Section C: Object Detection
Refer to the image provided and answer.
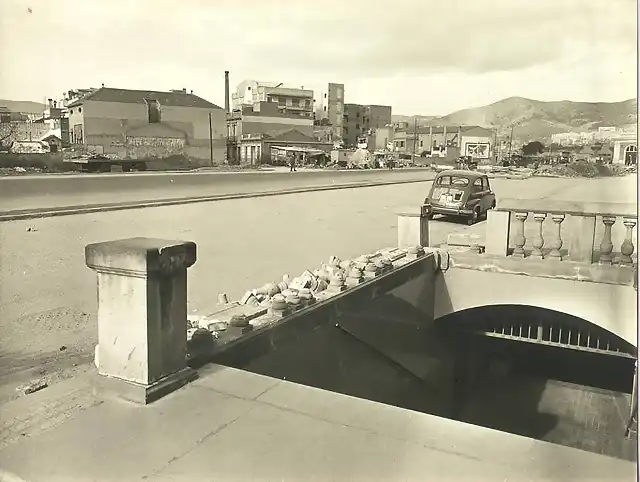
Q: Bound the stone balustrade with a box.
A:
[86,236,441,404]
[485,199,637,265]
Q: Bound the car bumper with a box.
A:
[427,205,474,216]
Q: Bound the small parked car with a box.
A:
[424,169,496,225]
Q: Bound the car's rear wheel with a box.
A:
[467,207,480,225]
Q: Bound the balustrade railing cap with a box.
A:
[495,198,637,218]
[85,237,197,275]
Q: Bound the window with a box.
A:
[420,140,423,148]
[483,177,491,191]
[472,178,483,193]
[146,99,161,123]
[323,106,327,112]
[436,176,469,187]
[305,99,311,108]
[78,107,82,113]
[324,93,327,98]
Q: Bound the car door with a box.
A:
[467,177,484,209]
[483,176,494,209]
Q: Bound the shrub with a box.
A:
[567,160,613,178]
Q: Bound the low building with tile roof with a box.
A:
[393,125,496,163]
[65,87,226,162]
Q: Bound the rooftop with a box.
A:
[436,169,487,179]
[67,87,222,109]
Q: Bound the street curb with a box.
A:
[0,178,434,222]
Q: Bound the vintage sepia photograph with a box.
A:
[0,0,638,480]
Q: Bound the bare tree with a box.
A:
[0,121,17,147]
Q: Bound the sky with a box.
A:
[0,0,637,116]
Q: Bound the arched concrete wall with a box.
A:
[435,269,638,348]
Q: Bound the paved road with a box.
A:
[0,168,435,212]
[0,175,635,402]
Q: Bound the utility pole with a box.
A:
[412,117,418,160]
[493,128,498,164]
[508,125,515,161]
[209,112,214,166]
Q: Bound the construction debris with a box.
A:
[184,246,428,359]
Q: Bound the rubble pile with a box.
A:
[534,161,635,178]
[185,246,427,359]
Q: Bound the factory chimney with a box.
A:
[224,71,230,113]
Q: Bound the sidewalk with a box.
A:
[0,364,635,481]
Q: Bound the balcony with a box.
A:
[279,104,313,113]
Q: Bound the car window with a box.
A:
[482,177,490,190]
[437,176,469,187]
[472,178,483,192]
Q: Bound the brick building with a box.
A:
[316,83,345,143]
[232,80,314,119]
[343,103,392,147]
[66,87,226,161]
[237,128,333,165]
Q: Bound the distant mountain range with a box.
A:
[391,115,438,125]
[3,95,637,143]
[0,99,46,115]
[400,97,637,142]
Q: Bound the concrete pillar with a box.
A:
[397,205,430,248]
[85,237,198,404]
[485,210,511,256]
[567,214,596,263]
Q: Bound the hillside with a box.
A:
[432,97,637,141]
[0,99,46,114]
[392,114,437,124]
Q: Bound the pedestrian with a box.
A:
[289,155,297,172]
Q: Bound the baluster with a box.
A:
[531,213,547,258]
[620,217,637,264]
[549,214,565,260]
[512,212,528,257]
[599,216,616,264]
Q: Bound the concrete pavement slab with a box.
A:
[254,377,634,479]
[0,384,254,482]
[148,401,496,482]
[194,364,281,400]
[0,364,634,481]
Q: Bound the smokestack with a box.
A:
[224,71,230,113]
